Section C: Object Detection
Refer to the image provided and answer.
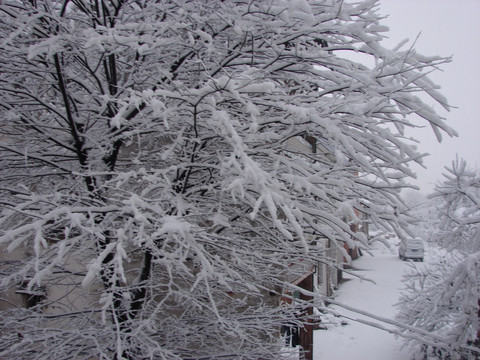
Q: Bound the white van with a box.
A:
[399,238,424,262]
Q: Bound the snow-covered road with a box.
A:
[313,243,414,360]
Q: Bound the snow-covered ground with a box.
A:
[313,241,418,360]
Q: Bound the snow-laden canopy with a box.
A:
[398,160,480,359]
[0,1,454,359]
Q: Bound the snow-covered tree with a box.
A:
[404,190,443,248]
[0,0,454,359]
[397,159,480,359]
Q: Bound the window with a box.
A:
[15,281,46,310]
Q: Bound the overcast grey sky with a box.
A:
[376,0,480,193]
